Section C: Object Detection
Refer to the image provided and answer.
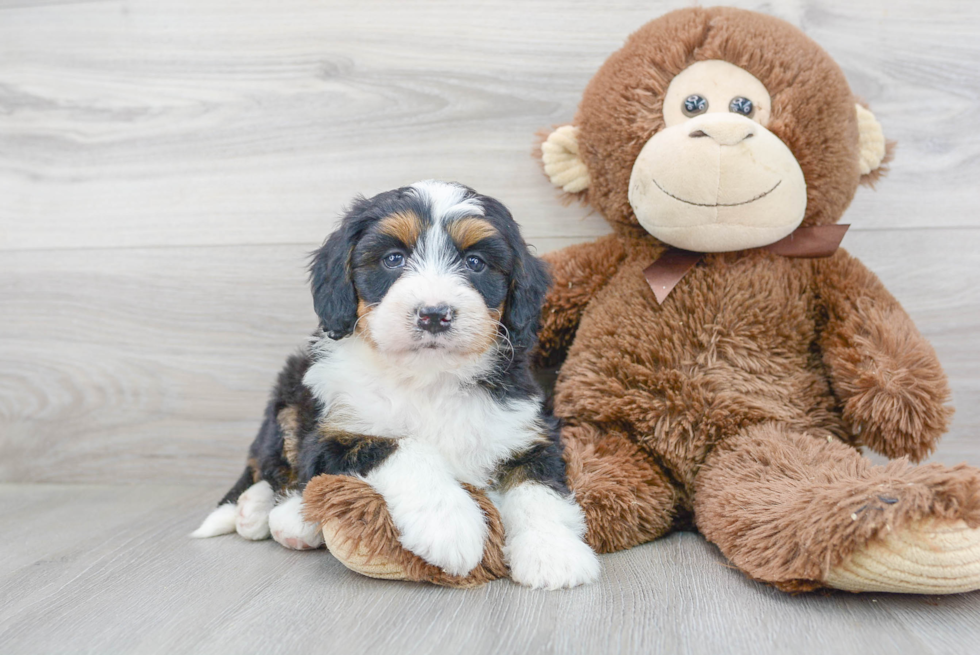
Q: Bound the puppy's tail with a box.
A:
[190,465,255,539]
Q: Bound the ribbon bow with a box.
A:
[643,224,850,304]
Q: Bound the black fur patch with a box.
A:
[495,414,570,496]
[350,228,414,307]
[218,466,256,507]
[310,190,420,340]
[298,431,399,481]
[216,350,319,505]
[479,195,551,351]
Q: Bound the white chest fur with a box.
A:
[303,337,542,487]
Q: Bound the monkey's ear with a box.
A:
[856,104,888,176]
[540,125,591,193]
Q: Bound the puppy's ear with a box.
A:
[508,253,551,351]
[484,199,552,351]
[310,199,371,340]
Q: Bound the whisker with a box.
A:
[491,320,516,369]
[350,302,380,333]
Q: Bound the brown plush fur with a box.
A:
[563,423,679,553]
[532,7,971,590]
[303,475,508,588]
[694,425,980,592]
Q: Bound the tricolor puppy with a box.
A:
[192,181,600,590]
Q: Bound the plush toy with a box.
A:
[308,6,980,593]
[533,6,980,593]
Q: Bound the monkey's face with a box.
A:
[538,8,889,251]
[627,60,807,252]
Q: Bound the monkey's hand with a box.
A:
[815,251,953,462]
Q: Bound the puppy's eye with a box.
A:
[464,255,486,273]
[729,96,754,117]
[382,252,405,269]
[682,94,708,117]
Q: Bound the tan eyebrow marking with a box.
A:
[447,217,498,250]
[377,211,423,246]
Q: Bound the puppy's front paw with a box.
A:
[506,527,601,590]
[236,481,275,540]
[495,483,601,589]
[303,474,509,588]
[391,489,489,577]
[269,494,324,550]
[364,439,490,577]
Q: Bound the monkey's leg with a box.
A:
[562,423,680,554]
[302,475,508,588]
[693,423,980,593]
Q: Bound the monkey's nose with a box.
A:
[690,120,756,146]
[416,305,453,334]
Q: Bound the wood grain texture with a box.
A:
[0,0,978,252]
[0,483,978,655]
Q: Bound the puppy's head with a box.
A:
[310,181,549,365]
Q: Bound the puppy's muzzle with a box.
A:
[416,305,454,334]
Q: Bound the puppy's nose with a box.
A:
[417,305,453,334]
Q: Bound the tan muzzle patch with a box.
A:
[628,112,808,253]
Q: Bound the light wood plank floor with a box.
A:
[2,484,979,655]
[2,1,979,653]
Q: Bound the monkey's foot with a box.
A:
[302,474,508,588]
[826,518,980,594]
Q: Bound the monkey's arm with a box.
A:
[813,250,952,462]
[534,234,627,368]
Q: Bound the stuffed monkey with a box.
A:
[534,6,980,593]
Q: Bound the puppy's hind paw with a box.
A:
[269,494,324,550]
[236,481,275,540]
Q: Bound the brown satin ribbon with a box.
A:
[643,224,850,305]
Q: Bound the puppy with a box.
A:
[192,181,600,589]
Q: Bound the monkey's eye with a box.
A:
[729,96,755,117]
[464,255,486,273]
[382,252,405,269]
[682,94,708,116]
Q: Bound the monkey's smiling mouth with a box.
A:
[652,179,782,208]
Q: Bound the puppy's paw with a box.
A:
[506,526,601,590]
[269,494,324,550]
[391,488,489,577]
[236,481,275,540]
[303,474,509,588]
[495,483,601,589]
[364,439,489,577]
